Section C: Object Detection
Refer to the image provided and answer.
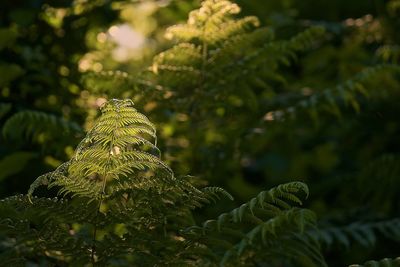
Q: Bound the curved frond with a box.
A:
[266,64,400,121]
[132,0,327,115]
[165,0,243,43]
[202,186,234,202]
[182,182,324,266]
[28,99,174,200]
[2,110,82,142]
[0,195,97,265]
[310,218,400,249]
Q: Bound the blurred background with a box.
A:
[1,0,400,265]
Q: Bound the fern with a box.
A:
[27,99,174,200]
[310,218,400,249]
[4,0,397,265]
[265,64,400,122]
[143,0,325,110]
[0,195,96,265]
[2,109,82,143]
[0,108,83,184]
[86,0,326,114]
[349,257,400,267]
[0,99,325,266]
[1,99,226,265]
[78,2,400,264]
[82,70,137,94]
[183,182,327,266]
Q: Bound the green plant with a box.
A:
[2,109,82,145]
[350,257,400,267]
[0,99,325,266]
[0,0,122,196]
[83,0,328,207]
[2,0,400,265]
[87,0,326,111]
[82,0,400,264]
[311,218,400,249]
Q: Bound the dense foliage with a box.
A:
[1,0,400,266]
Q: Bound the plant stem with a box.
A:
[91,145,111,265]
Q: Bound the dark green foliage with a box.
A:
[80,0,400,265]
[0,106,83,192]
[312,218,400,249]
[0,99,322,266]
[86,0,326,111]
[267,64,400,121]
[1,0,400,266]
[2,110,82,142]
[184,183,326,266]
[0,0,123,196]
[160,9,323,114]
[0,195,97,265]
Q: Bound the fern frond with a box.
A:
[191,182,308,229]
[27,99,175,200]
[165,0,243,43]
[134,0,327,115]
[2,110,82,142]
[182,182,325,266]
[207,27,275,66]
[286,26,326,52]
[349,257,400,267]
[82,70,135,94]
[310,218,400,249]
[266,64,400,121]
[207,26,325,97]
[0,195,96,265]
[0,195,100,225]
[28,162,70,200]
[185,208,324,266]
[22,99,219,230]
[202,186,234,202]
[157,43,203,64]
[11,98,223,265]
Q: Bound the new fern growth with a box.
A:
[0,99,324,266]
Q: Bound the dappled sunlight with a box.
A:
[108,24,147,61]
[0,0,400,266]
